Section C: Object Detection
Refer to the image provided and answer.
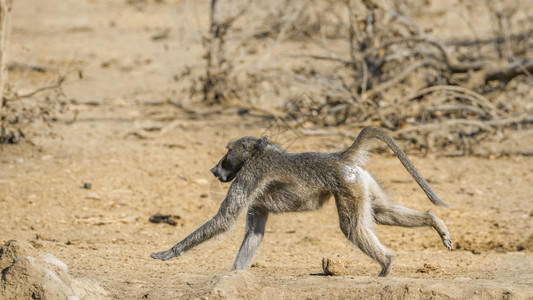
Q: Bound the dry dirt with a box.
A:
[1,0,532,299]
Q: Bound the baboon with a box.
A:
[151,127,452,277]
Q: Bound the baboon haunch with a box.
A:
[151,127,452,277]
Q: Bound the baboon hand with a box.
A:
[442,235,453,251]
[150,249,179,261]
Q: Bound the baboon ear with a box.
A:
[241,138,259,151]
[241,139,252,151]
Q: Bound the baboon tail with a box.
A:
[343,127,448,207]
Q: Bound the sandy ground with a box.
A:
[1,0,532,299]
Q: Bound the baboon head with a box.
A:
[210,136,263,182]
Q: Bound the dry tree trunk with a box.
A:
[0,0,12,114]
[203,0,221,103]
[203,0,247,104]
[203,0,230,104]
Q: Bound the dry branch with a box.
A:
[484,59,533,82]
[406,85,501,118]
[0,0,11,112]
[424,105,488,117]
[397,114,533,134]
[363,36,490,73]
[285,52,355,66]
[13,76,66,100]
[365,59,440,99]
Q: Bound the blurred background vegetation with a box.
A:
[1,0,532,156]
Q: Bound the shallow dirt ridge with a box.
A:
[0,240,106,299]
[0,0,532,299]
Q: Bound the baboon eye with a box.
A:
[221,156,229,169]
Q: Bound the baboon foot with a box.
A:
[428,211,452,250]
[378,254,394,277]
[442,235,453,250]
[150,249,179,261]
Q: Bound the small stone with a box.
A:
[423,263,441,270]
[250,261,266,268]
[120,215,138,224]
[416,263,442,273]
[85,191,101,200]
[83,182,92,189]
[35,233,57,242]
[149,214,181,226]
[322,257,347,276]
[194,178,208,185]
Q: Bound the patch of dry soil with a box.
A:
[1,0,532,298]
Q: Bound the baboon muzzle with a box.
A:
[210,165,233,182]
[210,166,219,178]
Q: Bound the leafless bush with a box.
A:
[178,0,532,156]
[1,87,66,144]
[278,0,533,155]
[0,0,67,144]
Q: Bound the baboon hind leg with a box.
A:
[373,203,452,250]
[232,208,269,270]
[335,194,394,277]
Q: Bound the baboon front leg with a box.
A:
[151,181,251,261]
[373,203,452,250]
[150,211,237,260]
[335,194,394,277]
[232,208,269,270]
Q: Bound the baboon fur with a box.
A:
[151,127,452,277]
